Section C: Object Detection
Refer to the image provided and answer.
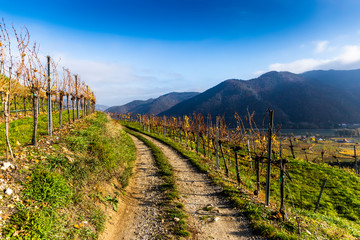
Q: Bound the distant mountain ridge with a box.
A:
[105,92,199,115]
[95,104,109,112]
[161,69,360,128]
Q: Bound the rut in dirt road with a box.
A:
[100,135,167,240]
[140,133,260,240]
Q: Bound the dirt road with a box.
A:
[140,133,259,240]
[100,135,167,240]
[101,131,260,240]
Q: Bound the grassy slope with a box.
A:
[2,112,136,239]
[123,121,360,240]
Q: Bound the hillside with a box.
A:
[0,112,138,239]
[161,69,360,128]
[105,92,199,115]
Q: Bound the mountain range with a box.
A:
[105,92,199,115]
[106,69,360,129]
[162,69,360,128]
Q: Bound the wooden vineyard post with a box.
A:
[219,142,229,176]
[31,86,40,146]
[79,96,82,118]
[279,137,282,159]
[66,94,71,123]
[83,97,86,117]
[59,91,64,129]
[82,97,86,118]
[86,86,90,116]
[47,56,53,136]
[321,150,325,163]
[354,145,358,174]
[216,116,220,170]
[75,75,79,119]
[234,146,242,184]
[314,179,327,212]
[265,110,274,206]
[289,138,296,159]
[72,95,75,122]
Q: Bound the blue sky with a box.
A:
[2,0,360,106]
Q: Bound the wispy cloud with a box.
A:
[314,40,329,53]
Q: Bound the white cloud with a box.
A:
[337,45,360,64]
[269,58,333,73]
[258,44,360,75]
[314,40,329,54]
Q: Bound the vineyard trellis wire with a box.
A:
[0,20,96,159]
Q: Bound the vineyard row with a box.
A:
[0,21,96,159]
[113,111,360,216]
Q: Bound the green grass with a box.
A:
[2,112,137,239]
[123,121,360,240]
[124,128,190,238]
[0,109,82,153]
[23,167,72,208]
[3,204,69,240]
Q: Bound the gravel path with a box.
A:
[141,133,260,240]
[100,135,167,240]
